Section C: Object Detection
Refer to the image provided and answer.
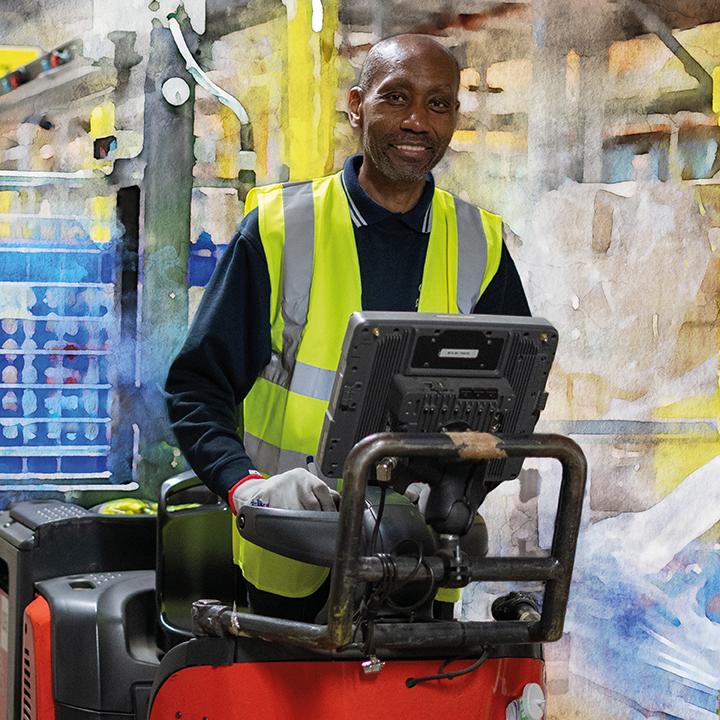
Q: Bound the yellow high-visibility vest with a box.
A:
[233,170,503,598]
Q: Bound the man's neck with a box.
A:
[357,160,426,214]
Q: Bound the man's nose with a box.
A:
[399,102,430,132]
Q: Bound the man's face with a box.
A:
[349,49,460,185]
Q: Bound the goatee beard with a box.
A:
[364,133,442,183]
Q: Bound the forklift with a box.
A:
[3,312,586,719]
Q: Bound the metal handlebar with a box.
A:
[193,431,586,654]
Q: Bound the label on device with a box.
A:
[439,348,479,359]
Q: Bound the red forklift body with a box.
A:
[22,596,54,720]
[150,655,544,720]
[9,430,583,720]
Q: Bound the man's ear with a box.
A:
[348,86,363,129]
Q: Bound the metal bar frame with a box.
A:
[193,431,586,653]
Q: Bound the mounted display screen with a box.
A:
[318,312,558,484]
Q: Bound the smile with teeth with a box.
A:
[391,144,430,155]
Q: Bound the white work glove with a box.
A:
[230,467,340,513]
[404,482,430,514]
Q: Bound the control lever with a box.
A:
[237,507,340,566]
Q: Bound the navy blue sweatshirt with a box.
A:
[165,156,531,499]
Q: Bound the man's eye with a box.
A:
[384,93,406,104]
[429,99,451,111]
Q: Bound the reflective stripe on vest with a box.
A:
[455,198,488,314]
[259,354,337,403]
[256,182,315,389]
[237,171,503,597]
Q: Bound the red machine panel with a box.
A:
[22,596,55,720]
[150,656,544,720]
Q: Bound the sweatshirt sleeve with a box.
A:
[473,223,531,317]
[164,209,272,499]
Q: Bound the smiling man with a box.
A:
[351,35,461,209]
[165,34,531,621]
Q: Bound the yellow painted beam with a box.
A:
[317,0,339,176]
[285,0,338,181]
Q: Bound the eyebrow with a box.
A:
[375,77,456,95]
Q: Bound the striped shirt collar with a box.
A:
[340,154,434,233]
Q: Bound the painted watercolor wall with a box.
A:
[1,0,720,717]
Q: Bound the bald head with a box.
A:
[358,34,460,95]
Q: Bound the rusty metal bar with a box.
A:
[192,599,333,649]
[326,432,461,646]
[373,620,533,649]
[356,555,562,583]
[327,432,586,648]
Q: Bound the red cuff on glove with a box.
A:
[227,473,263,514]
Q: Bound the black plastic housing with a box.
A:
[319,313,557,481]
[36,571,159,719]
[0,501,155,720]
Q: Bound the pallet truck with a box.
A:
[7,313,586,719]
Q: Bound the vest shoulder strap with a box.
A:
[478,208,503,295]
[439,190,503,312]
[244,181,284,215]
